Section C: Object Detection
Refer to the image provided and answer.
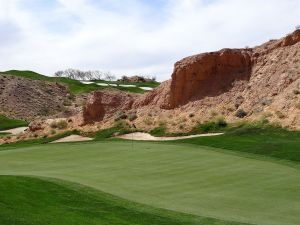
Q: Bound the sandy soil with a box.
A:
[51,135,93,143]
[117,132,223,141]
[0,127,28,135]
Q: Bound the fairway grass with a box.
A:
[0,115,28,131]
[0,141,300,225]
[0,176,246,225]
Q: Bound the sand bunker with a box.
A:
[51,135,93,143]
[117,132,223,141]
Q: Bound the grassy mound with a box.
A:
[174,124,300,163]
[1,70,159,94]
[0,115,28,131]
[0,176,245,225]
[0,132,10,137]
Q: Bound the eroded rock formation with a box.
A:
[83,90,135,124]
[82,29,300,130]
[168,49,252,108]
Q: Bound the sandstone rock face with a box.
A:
[134,80,172,109]
[80,29,300,130]
[83,90,135,124]
[168,49,252,108]
[280,29,300,47]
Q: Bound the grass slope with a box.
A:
[0,176,245,225]
[1,141,300,225]
[174,126,300,163]
[0,115,28,131]
[1,70,159,94]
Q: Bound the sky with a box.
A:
[0,0,300,81]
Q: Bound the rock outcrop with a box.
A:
[133,80,172,109]
[81,29,300,130]
[168,49,252,108]
[83,90,135,124]
[118,75,154,83]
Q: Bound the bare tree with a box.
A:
[54,71,64,77]
[91,71,103,80]
[104,71,116,81]
[54,69,116,81]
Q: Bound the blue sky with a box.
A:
[0,0,300,81]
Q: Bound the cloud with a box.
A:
[0,0,300,81]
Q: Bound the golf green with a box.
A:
[0,141,300,225]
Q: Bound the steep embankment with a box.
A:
[83,29,300,131]
[0,75,72,120]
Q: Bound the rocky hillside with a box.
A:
[83,29,300,131]
[0,74,74,120]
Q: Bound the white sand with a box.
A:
[96,83,109,86]
[0,127,28,135]
[140,87,153,91]
[51,135,93,143]
[119,84,137,87]
[117,132,223,141]
[80,81,94,84]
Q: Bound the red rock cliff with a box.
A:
[168,49,252,108]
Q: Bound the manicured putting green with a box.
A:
[0,141,300,225]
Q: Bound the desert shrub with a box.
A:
[115,111,127,121]
[235,96,244,108]
[293,89,300,95]
[192,117,227,134]
[188,113,195,118]
[40,106,50,116]
[50,120,68,129]
[150,125,167,137]
[275,111,285,119]
[210,110,218,117]
[68,94,76,100]
[63,100,72,106]
[95,121,131,140]
[263,112,273,118]
[128,113,137,121]
[260,98,273,106]
[296,101,300,109]
[57,120,68,129]
[235,109,247,118]
[143,117,152,126]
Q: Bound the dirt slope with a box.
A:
[83,29,300,131]
[0,74,73,120]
